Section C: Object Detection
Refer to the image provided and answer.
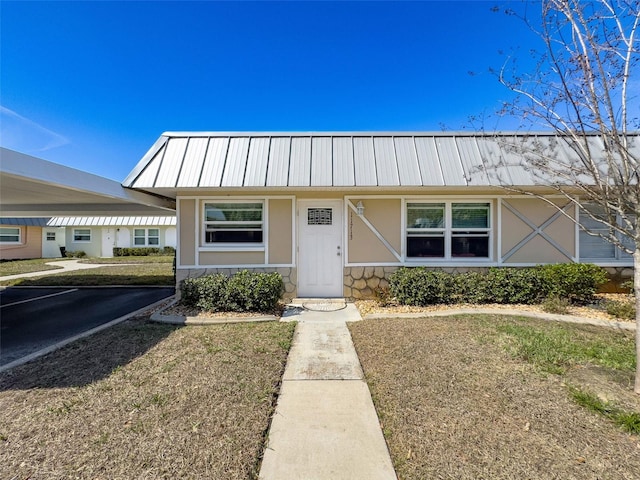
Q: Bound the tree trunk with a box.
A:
[635,246,640,394]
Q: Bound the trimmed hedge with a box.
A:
[113,246,175,257]
[181,270,284,313]
[389,264,607,307]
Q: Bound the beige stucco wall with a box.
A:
[501,198,575,263]
[347,199,401,263]
[268,199,293,264]
[199,251,265,265]
[0,225,43,260]
[179,199,196,265]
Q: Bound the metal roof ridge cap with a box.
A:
[157,130,633,138]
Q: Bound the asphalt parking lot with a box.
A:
[0,286,174,367]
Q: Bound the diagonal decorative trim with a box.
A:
[501,201,574,262]
[347,200,402,262]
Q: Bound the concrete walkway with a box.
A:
[259,302,397,480]
[0,259,119,282]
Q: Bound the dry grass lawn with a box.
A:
[0,317,295,479]
[349,315,640,480]
[0,263,173,286]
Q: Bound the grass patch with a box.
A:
[493,320,635,374]
[0,318,296,479]
[0,264,173,286]
[570,387,640,434]
[80,255,175,264]
[0,258,64,276]
[349,315,639,480]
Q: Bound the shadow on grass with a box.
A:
[0,319,178,391]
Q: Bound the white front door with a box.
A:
[101,228,115,257]
[297,200,343,298]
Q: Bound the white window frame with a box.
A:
[134,228,160,246]
[405,200,493,262]
[201,200,265,251]
[0,227,22,244]
[578,206,633,264]
[73,228,91,243]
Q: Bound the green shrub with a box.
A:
[389,268,455,306]
[180,270,283,313]
[113,247,170,257]
[389,263,607,307]
[181,273,228,311]
[539,263,607,304]
[621,279,634,294]
[605,300,636,320]
[226,270,284,312]
[64,250,86,258]
[485,267,548,304]
[454,271,492,304]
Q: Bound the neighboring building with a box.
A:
[0,216,176,259]
[46,217,177,257]
[122,132,635,298]
[0,218,63,260]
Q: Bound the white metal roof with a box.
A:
[47,216,176,227]
[123,132,640,196]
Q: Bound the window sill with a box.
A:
[199,245,265,252]
[405,257,494,265]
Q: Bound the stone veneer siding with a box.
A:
[176,267,297,300]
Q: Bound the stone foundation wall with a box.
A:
[176,267,297,300]
[344,266,397,299]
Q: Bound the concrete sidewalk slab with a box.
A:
[0,260,119,282]
[281,302,363,323]
[259,380,397,480]
[283,320,363,380]
[259,302,397,480]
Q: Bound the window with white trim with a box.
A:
[134,228,160,246]
[73,229,91,242]
[579,205,633,261]
[0,227,21,244]
[406,202,491,259]
[46,232,56,241]
[203,202,264,244]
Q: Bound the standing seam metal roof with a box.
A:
[123,132,639,190]
[46,217,176,227]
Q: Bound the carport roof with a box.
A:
[47,216,176,227]
[0,148,175,216]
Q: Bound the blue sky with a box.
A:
[1,0,540,181]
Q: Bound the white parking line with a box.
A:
[0,288,79,309]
